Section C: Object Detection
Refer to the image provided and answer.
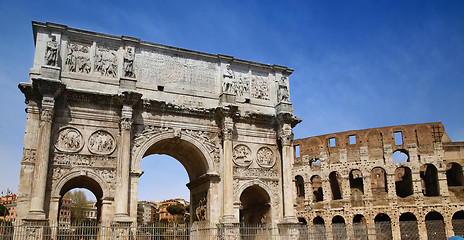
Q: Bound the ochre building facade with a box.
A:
[292,122,464,239]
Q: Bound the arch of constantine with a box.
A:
[16,21,300,238]
[14,22,464,239]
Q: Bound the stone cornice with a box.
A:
[143,99,216,118]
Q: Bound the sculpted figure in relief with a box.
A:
[233,145,252,166]
[256,147,275,168]
[88,130,116,154]
[95,47,118,77]
[195,196,207,221]
[277,76,290,102]
[124,47,136,78]
[45,36,59,66]
[222,64,235,94]
[65,44,76,72]
[65,43,91,74]
[54,128,83,153]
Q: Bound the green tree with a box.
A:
[0,204,8,217]
[64,190,90,223]
[166,205,184,223]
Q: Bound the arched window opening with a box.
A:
[371,168,388,200]
[298,217,307,225]
[374,213,392,240]
[399,212,419,240]
[349,169,364,206]
[353,214,368,240]
[313,216,326,240]
[311,175,323,202]
[139,154,189,224]
[425,211,446,240]
[452,211,464,237]
[239,185,271,225]
[392,149,409,163]
[295,175,305,198]
[329,172,342,200]
[420,164,439,196]
[395,167,413,198]
[332,216,347,240]
[447,163,464,187]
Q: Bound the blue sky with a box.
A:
[1,0,463,201]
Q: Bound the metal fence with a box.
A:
[0,220,462,239]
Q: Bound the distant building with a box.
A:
[137,201,160,224]
[83,201,98,221]
[1,194,71,223]
[159,199,189,223]
[0,194,17,222]
[58,197,72,223]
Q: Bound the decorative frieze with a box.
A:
[53,153,116,168]
[233,167,279,179]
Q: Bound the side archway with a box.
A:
[51,170,109,222]
[236,181,273,225]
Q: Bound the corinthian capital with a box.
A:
[221,125,233,141]
[40,108,54,122]
[120,117,133,131]
[278,124,294,146]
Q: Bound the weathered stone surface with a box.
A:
[292,122,464,239]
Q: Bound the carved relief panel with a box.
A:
[88,130,116,155]
[250,74,270,100]
[256,147,276,168]
[233,144,252,167]
[95,45,118,78]
[65,41,91,74]
[54,127,84,153]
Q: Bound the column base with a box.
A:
[220,215,237,224]
[280,216,298,224]
[25,210,47,221]
[114,213,132,223]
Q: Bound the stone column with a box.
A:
[114,105,133,221]
[279,123,297,222]
[114,91,141,222]
[17,84,40,221]
[27,93,56,220]
[221,116,235,223]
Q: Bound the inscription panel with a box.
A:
[136,49,218,94]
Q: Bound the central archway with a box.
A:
[131,132,219,224]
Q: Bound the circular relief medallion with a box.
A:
[256,147,275,168]
[54,127,84,153]
[88,130,116,155]
[233,144,252,167]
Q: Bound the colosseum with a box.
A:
[292,122,464,239]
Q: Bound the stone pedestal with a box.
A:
[40,65,61,79]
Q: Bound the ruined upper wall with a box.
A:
[30,21,294,115]
[294,122,451,163]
